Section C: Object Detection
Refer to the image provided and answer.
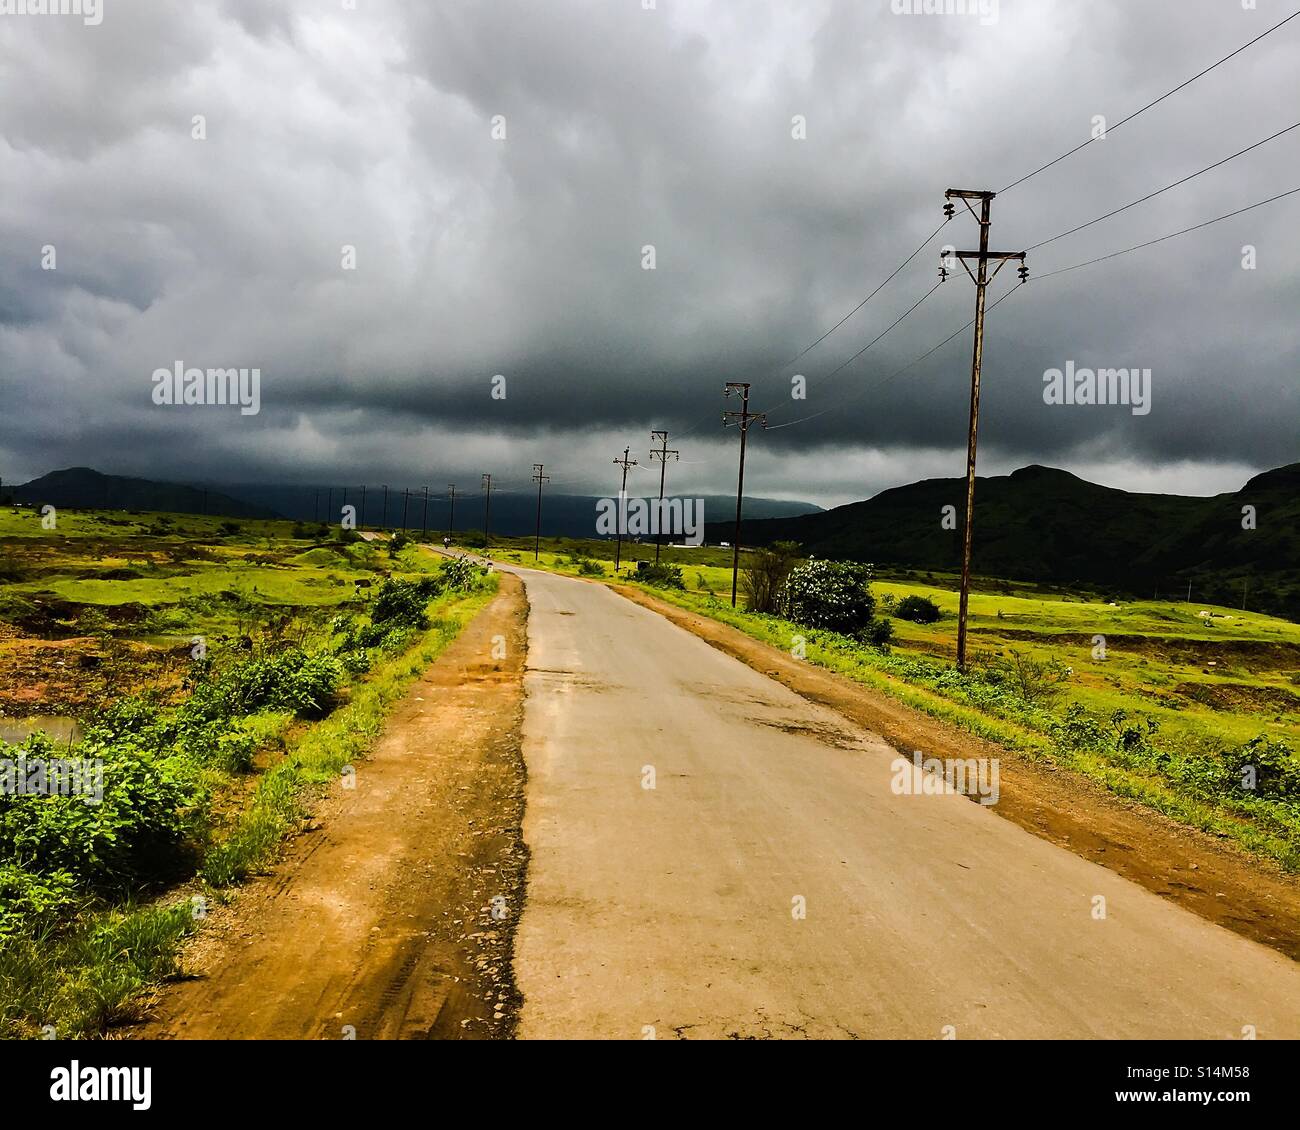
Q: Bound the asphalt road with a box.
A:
[507,565,1300,1039]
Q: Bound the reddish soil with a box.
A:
[131,573,529,1040]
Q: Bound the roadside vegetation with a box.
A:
[483,533,1300,870]
[0,505,494,1038]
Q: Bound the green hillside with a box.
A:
[712,463,1300,621]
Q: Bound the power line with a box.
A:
[765,282,1025,432]
[1032,185,1300,281]
[1000,8,1300,193]
[777,217,952,369]
[762,183,1300,433]
[1026,119,1300,252]
[657,14,1300,454]
[672,218,955,443]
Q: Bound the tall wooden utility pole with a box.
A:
[612,447,638,572]
[942,189,1027,670]
[447,485,456,540]
[650,430,679,565]
[723,382,766,608]
[421,486,429,536]
[532,464,550,562]
[401,488,410,532]
[481,474,493,547]
[381,484,389,529]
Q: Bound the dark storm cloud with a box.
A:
[0,0,1296,505]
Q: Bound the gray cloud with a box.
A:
[1,0,1296,506]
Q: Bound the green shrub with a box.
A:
[1233,735,1300,800]
[186,650,343,721]
[0,864,78,937]
[0,731,203,894]
[372,579,430,630]
[986,650,1071,705]
[635,561,685,589]
[778,560,876,633]
[856,617,895,649]
[441,555,485,591]
[895,594,941,623]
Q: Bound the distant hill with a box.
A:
[708,463,1300,621]
[9,468,278,520]
[3,468,820,537]
[215,483,821,537]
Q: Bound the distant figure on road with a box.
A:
[443,536,451,549]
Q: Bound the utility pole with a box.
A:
[942,188,1027,671]
[447,485,456,540]
[532,464,551,562]
[381,484,389,530]
[401,488,410,532]
[612,447,638,572]
[650,430,679,565]
[421,486,429,536]
[1242,577,1249,611]
[723,382,766,608]
[360,485,367,531]
[482,474,493,547]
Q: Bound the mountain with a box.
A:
[707,463,1300,621]
[3,468,820,537]
[8,468,277,520]
[213,484,820,537]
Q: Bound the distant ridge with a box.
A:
[3,468,821,535]
[705,463,1300,622]
[10,467,278,520]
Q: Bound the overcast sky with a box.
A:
[2,0,1297,507]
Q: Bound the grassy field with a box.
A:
[0,506,496,1037]
[483,533,1300,868]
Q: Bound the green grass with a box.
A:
[0,510,498,1038]
[203,584,495,886]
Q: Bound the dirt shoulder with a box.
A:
[132,572,529,1040]
[617,585,1300,962]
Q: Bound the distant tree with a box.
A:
[895,594,941,623]
[741,541,801,613]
